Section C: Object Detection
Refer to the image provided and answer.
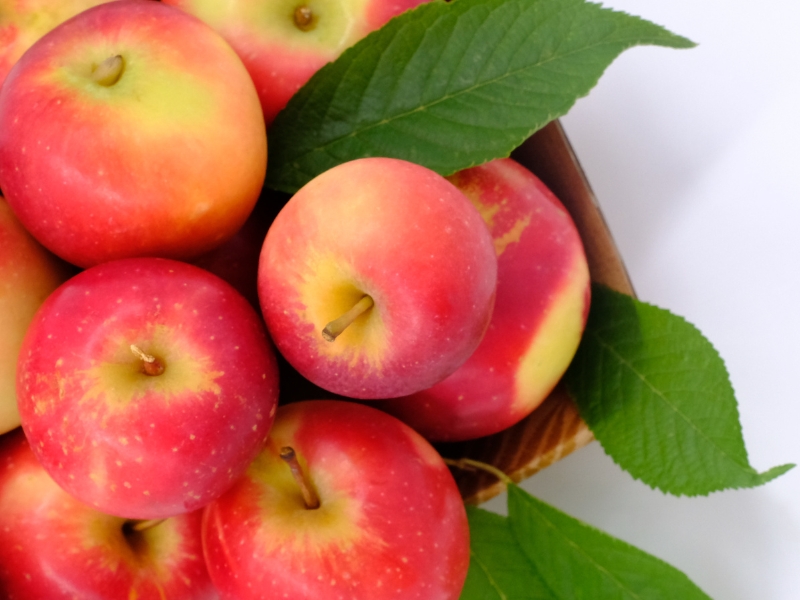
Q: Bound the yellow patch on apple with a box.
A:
[78,324,224,412]
[514,253,590,410]
[44,50,217,133]
[494,213,532,257]
[247,0,372,53]
[248,447,385,558]
[296,252,388,369]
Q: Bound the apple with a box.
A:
[162,0,431,125]
[0,0,113,89]
[0,428,219,599]
[258,157,498,399]
[0,194,73,435]
[376,158,591,441]
[16,257,280,520]
[202,400,470,600]
[0,0,267,268]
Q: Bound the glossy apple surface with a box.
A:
[162,0,430,125]
[0,0,112,88]
[0,429,219,600]
[0,195,72,434]
[16,257,280,519]
[0,0,266,268]
[202,400,470,600]
[258,157,497,399]
[377,158,591,441]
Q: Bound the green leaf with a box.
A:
[565,284,795,496]
[506,484,712,600]
[462,505,554,599]
[266,0,694,193]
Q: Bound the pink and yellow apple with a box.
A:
[16,257,280,520]
[258,157,497,399]
[0,0,266,268]
[162,0,431,125]
[377,158,591,441]
[0,195,72,435]
[0,429,219,599]
[202,400,470,600]
[0,0,113,89]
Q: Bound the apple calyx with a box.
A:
[120,518,165,557]
[130,344,165,377]
[279,446,320,509]
[92,54,125,87]
[293,5,316,31]
[321,295,374,342]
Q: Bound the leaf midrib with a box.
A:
[285,7,653,162]
[469,548,509,600]
[511,486,648,600]
[588,329,754,477]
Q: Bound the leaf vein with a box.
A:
[469,548,509,600]
[306,31,652,158]
[588,330,753,473]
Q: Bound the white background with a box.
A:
[483,1,800,598]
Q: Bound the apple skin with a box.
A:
[0,195,73,435]
[162,0,430,125]
[0,429,219,600]
[16,257,280,520]
[258,157,498,399]
[0,0,267,268]
[376,158,591,441]
[0,0,113,89]
[202,400,470,600]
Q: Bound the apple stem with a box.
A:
[92,55,125,87]
[322,295,374,342]
[130,344,165,377]
[280,446,320,509]
[293,5,316,31]
[444,457,514,486]
[129,518,166,532]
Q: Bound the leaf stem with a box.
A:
[444,457,514,486]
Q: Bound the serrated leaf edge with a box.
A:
[292,17,678,163]
[572,287,794,496]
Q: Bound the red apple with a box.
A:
[0,0,113,89]
[162,0,431,125]
[0,194,73,435]
[0,429,219,600]
[377,158,591,441]
[16,257,280,519]
[0,0,267,268]
[258,157,497,399]
[202,400,470,600]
